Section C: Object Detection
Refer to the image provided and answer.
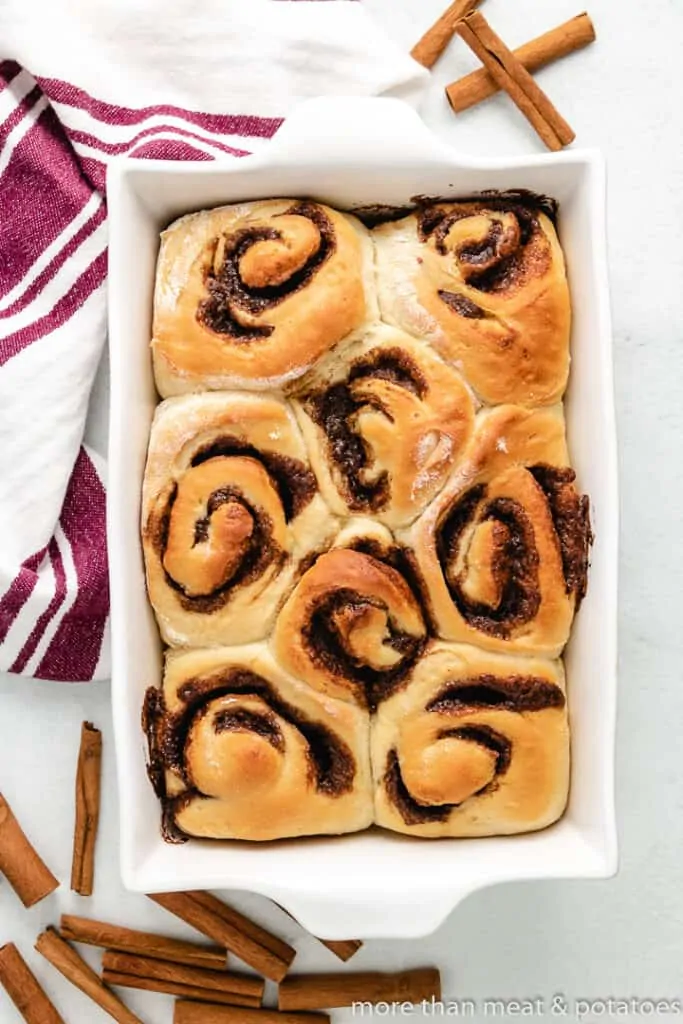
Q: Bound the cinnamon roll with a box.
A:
[144,645,372,841]
[292,324,476,528]
[141,392,336,647]
[372,642,569,837]
[373,199,570,406]
[404,405,591,657]
[272,520,427,710]
[152,200,374,396]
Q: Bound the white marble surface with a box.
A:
[2,0,683,1020]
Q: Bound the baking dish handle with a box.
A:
[268,96,452,166]
[274,888,459,941]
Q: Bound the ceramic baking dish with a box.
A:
[107,96,618,939]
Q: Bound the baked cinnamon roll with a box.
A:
[403,405,591,657]
[293,324,476,528]
[144,645,372,841]
[152,199,374,396]
[272,520,427,710]
[374,199,570,406]
[142,392,336,647]
[372,642,569,837]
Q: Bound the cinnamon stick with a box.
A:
[102,972,259,1007]
[35,928,143,1024]
[446,13,596,112]
[0,792,58,907]
[316,939,363,963]
[277,907,362,963]
[411,0,482,68]
[175,1003,330,1024]
[101,950,263,1006]
[60,914,227,969]
[0,943,65,1024]
[149,891,296,982]
[457,12,575,150]
[278,968,441,1011]
[70,721,102,896]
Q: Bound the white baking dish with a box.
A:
[107,97,618,939]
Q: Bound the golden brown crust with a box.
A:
[146,645,372,841]
[152,200,374,396]
[271,520,427,709]
[141,392,337,647]
[372,642,569,836]
[374,201,570,406]
[401,405,591,657]
[292,324,477,528]
[142,197,587,843]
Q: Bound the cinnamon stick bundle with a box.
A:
[101,950,264,1006]
[0,792,59,908]
[411,0,481,68]
[60,914,227,969]
[0,943,65,1024]
[175,1003,330,1024]
[149,891,296,982]
[457,12,575,150]
[446,13,596,112]
[35,928,143,1024]
[71,721,102,896]
[278,968,441,1011]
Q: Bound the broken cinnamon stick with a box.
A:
[35,928,143,1024]
[457,11,575,150]
[70,721,102,896]
[278,968,441,1011]
[277,907,362,963]
[60,914,227,970]
[446,13,596,112]
[175,1003,329,1024]
[101,951,263,1006]
[316,939,363,963]
[411,0,482,68]
[0,943,65,1024]
[148,891,296,982]
[0,792,58,907]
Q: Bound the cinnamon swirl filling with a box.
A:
[273,531,428,710]
[417,201,549,298]
[435,484,541,639]
[304,348,427,513]
[383,672,565,826]
[432,462,591,642]
[198,202,336,340]
[146,439,316,613]
[529,464,592,602]
[296,327,475,528]
[408,405,593,656]
[144,667,358,842]
[373,199,571,406]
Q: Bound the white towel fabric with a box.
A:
[0,0,425,681]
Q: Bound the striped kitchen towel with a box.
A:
[0,0,425,682]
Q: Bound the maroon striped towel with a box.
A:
[0,0,424,681]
